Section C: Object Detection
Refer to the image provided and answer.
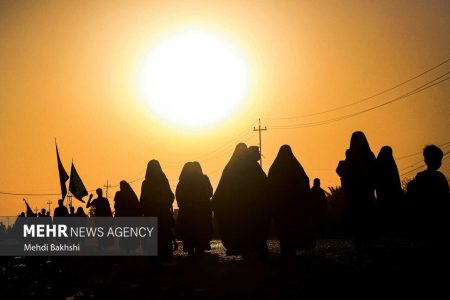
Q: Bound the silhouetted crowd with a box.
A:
[12,131,449,261]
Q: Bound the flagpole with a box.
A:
[55,140,69,201]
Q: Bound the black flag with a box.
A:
[69,163,88,202]
[23,199,37,217]
[56,143,69,199]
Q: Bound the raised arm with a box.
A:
[86,194,94,208]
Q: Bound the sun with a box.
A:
[139,30,249,128]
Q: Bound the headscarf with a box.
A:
[268,145,310,192]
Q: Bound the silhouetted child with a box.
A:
[311,178,328,232]
[407,145,449,244]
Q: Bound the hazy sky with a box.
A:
[1,0,449,215]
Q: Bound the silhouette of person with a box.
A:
[86,189,112,217]
[113,180,141,252]
[375,146,403,239]
[336,150,350,194]
[244,146,269,258]
[86,189,112,249]
[75,207,87,217]
[52,199,69,239]
[192,161,214,251]
[140,160,175,260]
[175,161,213,255]
[40,208,49,217]
[311,178,328,233]
[39,208,51,228]
[212,143,249,255]
[268,145,312,256]
[336,131,376,250]
[114,181,141,217]
[54,199,69,217]
[69,206,76,217]
[407,145,449,244]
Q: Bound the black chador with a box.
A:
[140,160,175,260]
[176,162,213,255]
[268,145,312,255]
[336,131,376,249]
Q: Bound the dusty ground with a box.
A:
[0,239,446,299]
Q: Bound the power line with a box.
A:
[265,58,450,120]
[396,142,450,160]
[0,123,259,197]
[269,73,450,129]
[153,120,258,167]
[2,69,449,196]
[193,131,257,166]
[400,164,427,177]
[400,151,449,177]
[270,72,449,129]
[109,176,145,189]
[399,160,426,172]
[195,130,254,163]
[0,192,60,196]
[192,120,258,162]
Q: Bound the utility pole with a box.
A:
[67,193,73,208]
[253,118,267,168]
[104,180,112,199]
[47,200,52,213]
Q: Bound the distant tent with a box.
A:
[69,163,88,203]
[56,143,69,200]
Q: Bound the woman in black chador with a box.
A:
[175,161,213,255]
[268,145,312,256]
[114,180,141,217]
[114,180,142,251]
[212,143,268,257]
[245,146,269,257]
[336,131,376,249]
[212,143,249,255]
[375,146,404,239]
[140,160,175,260]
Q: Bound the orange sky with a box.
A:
[1,0,449,216]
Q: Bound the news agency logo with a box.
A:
[0,217,158,256]
[23,224,154,238]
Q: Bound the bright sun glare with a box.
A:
[139,30,249,128]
